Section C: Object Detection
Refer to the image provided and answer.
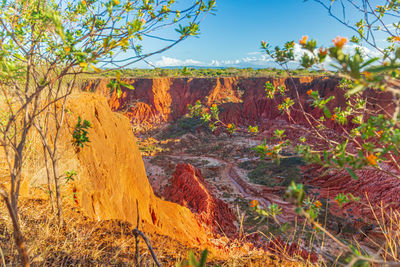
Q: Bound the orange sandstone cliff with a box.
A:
[22,93,225,252]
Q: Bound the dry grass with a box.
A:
[0,197,197,266]
[361,195,400,264]
[0,197,306,266]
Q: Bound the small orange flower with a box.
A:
[318,47,328,56]
[394,36,400,42]
[227,123,233,129]
[331,114,337,121]
[307,89,313,96]
[266,152,273,156]
[314,200,322,208]
[376,130,383,137]
[212,104,217,108]
[279,141,284,144]
[250,200,259,208]
[249,127,257,133]
[299,35,308,46]
[312,221,321,230]
[332,36,348,48]
[278,104,283,110]
[366,154,378,166]
[362,71,372,79]
[64,46,71,53]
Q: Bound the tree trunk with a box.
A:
[43,145,55,212]
[0,189,30,266]
[52,158,64,228]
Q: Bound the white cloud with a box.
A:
[247,51,263,55]
[150,43,384,69]
[208,53,274,67]
[151,56,203,67]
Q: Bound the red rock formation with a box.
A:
[304,164,400,222]
[84,76,393,130]
[163,163,237,237]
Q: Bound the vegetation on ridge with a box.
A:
[92,67,330,78]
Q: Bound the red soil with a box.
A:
[163,163,237,237]
[304,164,400,222]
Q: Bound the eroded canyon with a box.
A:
[2,76,398,265]
[81,76,400,263]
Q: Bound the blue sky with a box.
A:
[134,0,378,68]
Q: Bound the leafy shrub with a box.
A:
[72,116,91,148]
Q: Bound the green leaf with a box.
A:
[323,107,331,118]
[367,64,400,73]
[188,251,199,266]
[120,81,135,90]
[360,57,379,68]
[345,167,358,180]
[347,84,365,96]
[199,249,208,267]
[323,150,330,164]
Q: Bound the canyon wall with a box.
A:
[83,76,394,129]
[83,76,400,223]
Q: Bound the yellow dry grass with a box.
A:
[0,197,307,266]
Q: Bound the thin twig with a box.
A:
[132,229,162,267]
[132,199,161,267]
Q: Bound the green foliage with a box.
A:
[265,81,286,99]
[181,66,192,76]
[243,157,304,187]
[247,125,259,134]
[177,249,209,267]
[107,73,135,98]
[258,29,400,179]
[251,201,282,224]
[94,67,327,79]
[187,101,237,134]
[64,170,77,183]
[334,193,360,208]
[72,116,91,148]
[254,2,400,264]
[285,181,306,207]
